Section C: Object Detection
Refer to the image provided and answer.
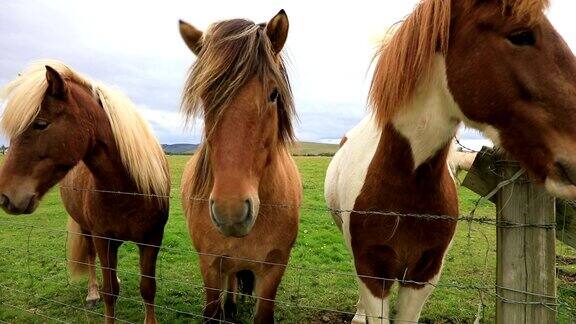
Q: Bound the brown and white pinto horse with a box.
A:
[325,0,576,322]
[179,10,301,323]
[0,61,170,324]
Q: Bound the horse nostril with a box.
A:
[0,194,9,207]
[244,199,252,219]
[24,194,37,213]
[209,200,217,219]
[556,160,576,186]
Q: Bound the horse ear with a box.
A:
[265,9,289,54]
[45,66,67,99]
[179,20,203,55]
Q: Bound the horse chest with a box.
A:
[81,196,165,239]
[326,115,458,279]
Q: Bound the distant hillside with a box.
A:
[162,143,198,155]
[162,142,339,156]
[291,142,339,156]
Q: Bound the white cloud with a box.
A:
[137,105,202,144]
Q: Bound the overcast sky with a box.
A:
[1,0,574,148]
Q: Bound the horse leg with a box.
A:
[353,245,398,324]
[94,238,122,324]
[351,295,366,324]
[395,278,438,323]
[138,241,161,324]
[85,238,100,309]
[253,266,285,324]
[395,248,446,323]
[223,273,237,320]
[200,257,225,323]
[357,279,390,324]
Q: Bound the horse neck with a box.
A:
[376,123,453,184]
[79,98,136,193]
[387,55,461,173]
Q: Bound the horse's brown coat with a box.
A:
[351,125,457,297]
[179,12,301,323]
[0,64,169,324]
[350,0,576,309]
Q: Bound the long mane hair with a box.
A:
[0,60,170,204]
[181,19,295,197]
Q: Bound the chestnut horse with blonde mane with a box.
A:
[0,61,170,324]
[326,0,576,322]
[179,10,301,323]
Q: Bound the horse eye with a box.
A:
[32,120,50,131]
[507,29,536,46]
[269,88,279,103]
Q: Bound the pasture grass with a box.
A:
[0,156,574,323]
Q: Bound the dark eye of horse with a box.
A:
[507,29,536,46]
[269,88,279,103]
[32,120,50,131]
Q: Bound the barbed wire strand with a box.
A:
[2,264,407,324]
[1,235,572,322]
[52,186,563,229]
[454,137,481,153]
[5,255,571,323]
[0,301,70,324]
[0,283,135,324]
[0,235,495,290]
[1,235,567,309]
[0,168,573,322]
[0,217,566,294]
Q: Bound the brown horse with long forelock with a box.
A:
[178,10,301,323]
[0,60,170,324]
[325,0,576,322]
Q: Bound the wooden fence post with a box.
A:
[462,148,557,324]
[495,158,556,324]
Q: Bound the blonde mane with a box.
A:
[369,0,549,126]
[181,19,295,196]
[0,60,169,202]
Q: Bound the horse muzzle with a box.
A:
[209,197,259,238]
[0,192,38,215]
[545,158,576,199]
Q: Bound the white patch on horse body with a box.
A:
[447,141,459,183]
[392,55,503,169]
[395,236,453,322]
[325,56,483,322]
[325,116,386,322]
[448,148,479,184]
[352,295,367,324]
[356,279,390,324]
[392,56,461,169]
[394,272,440,322]
[324,115,381,251]
[481,126,501,146]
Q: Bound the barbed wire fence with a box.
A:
[0,147,575,323]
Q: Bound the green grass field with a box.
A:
[0,156,574,323]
